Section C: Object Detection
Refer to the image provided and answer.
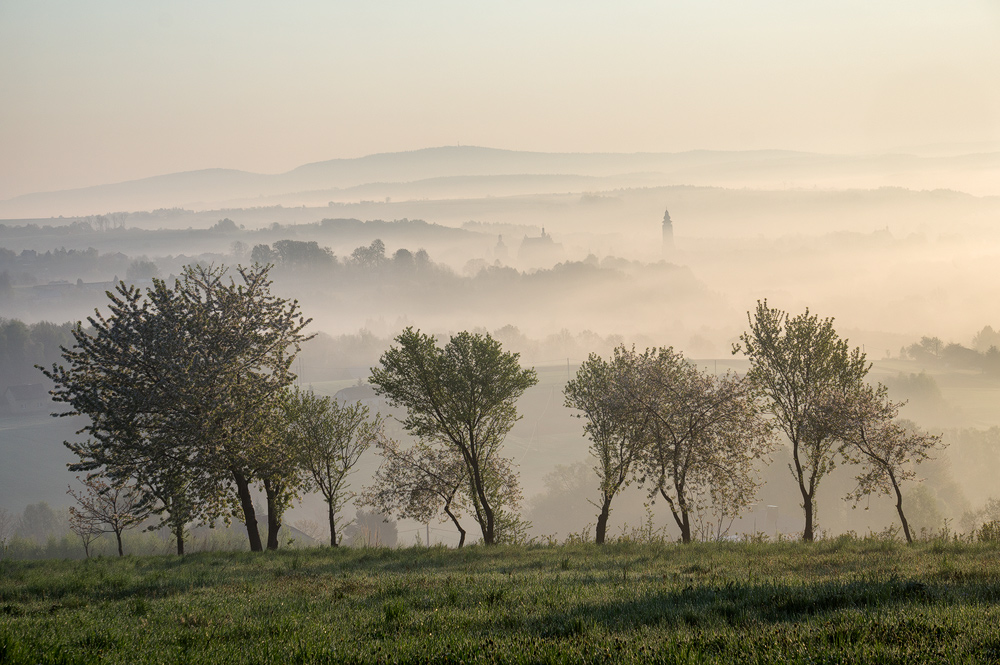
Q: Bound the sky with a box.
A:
[1,1,999,200]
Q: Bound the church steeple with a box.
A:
[662,208,673,256]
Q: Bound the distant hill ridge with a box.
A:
[2,146,997,219]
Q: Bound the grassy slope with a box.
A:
[2,540,1000,664]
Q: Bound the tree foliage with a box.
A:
[735,300,869,541]
[370,328,537,545]
[42,264,312,553]
[282,388,383,547]
[563,347,647,544]
[629,347,773,543]
[566,345,773,544]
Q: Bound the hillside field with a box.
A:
[2,539,1000,664]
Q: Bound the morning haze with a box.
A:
[2,1,1000,555]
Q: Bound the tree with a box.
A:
[17,502,64,544]
[251,244,275,264]
[829,384,942,543]
[272,239,335,270]
[563,348,647,544]
[283,388,383,547]
[67,475,152,556]
[734,301,869,541]
[0,508,15,560]
[370,328,537,545]
[212,218,238,232]
[972,325,1000,353]
[363,438,471,547]
[42,264,312,553]
[252,412,308,551]
[68,506,102,558]
[623,346,773,543]
[342,508,398,547]
[350,239,387,269]
[125,258,160,281]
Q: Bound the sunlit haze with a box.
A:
[5,0,1000,552]
[1,1,998,199]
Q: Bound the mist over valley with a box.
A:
[2,145,1000,548]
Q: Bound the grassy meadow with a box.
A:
[2,538,1000,664]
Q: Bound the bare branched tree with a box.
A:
[363,439,470,547]
[67,475,152,556]
[283,388,383,547]
[828,384,942,543]
[625,347,775,543]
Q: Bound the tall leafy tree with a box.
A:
[563,348,647,544]
[42,264,312,553]
[734,300,869,541]
[370,328,537,545]
[44,280,214,554]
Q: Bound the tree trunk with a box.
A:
[482,503,495,545]
[328,502,338,547]
[661,488,692,544]
[233,468,263,552]
[469,461,496,545]
[801,486,815,542]
[890,471,913,544]
[115,528,124,557]
[476,476,495,545]
[791,440,816,542]
[443,500,466,548]
[264,478,280,551]
[595,494,613,545]
[174,521,185,556]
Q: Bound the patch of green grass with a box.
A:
[1,540,1000,663]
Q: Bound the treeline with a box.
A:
[0,247,134,287]
[0,319,75,393]
[27,261,991,555]
[901,327,1000,374]
[0,212,128,238]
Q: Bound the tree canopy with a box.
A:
[735,300,869,541]
[42,264,312,553]
[282,387,384,547]
[370,328,537,545]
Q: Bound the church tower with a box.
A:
[662,208,674,256]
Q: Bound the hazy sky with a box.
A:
[1,1,998,200]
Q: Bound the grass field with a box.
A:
[2,538,1000,664]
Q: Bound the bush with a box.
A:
[978,520,1000,543]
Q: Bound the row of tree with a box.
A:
[903,329,1000,375]
[246,238,436,277]
[42,261,943,551]
[0,318,76,392]
[556,303,941,544]
[43,264,390,554]
[358,304,939,547]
